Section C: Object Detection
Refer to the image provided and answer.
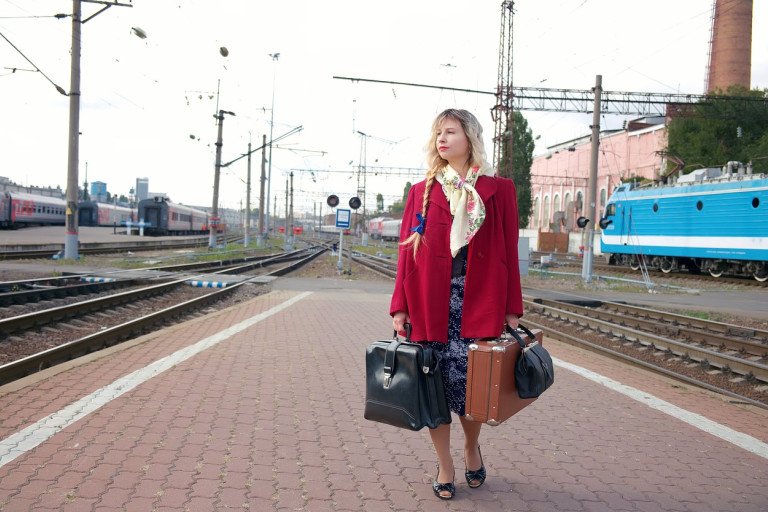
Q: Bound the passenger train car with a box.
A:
[137,197,209,235]
[600,162,768,281]
[367,216,392,240]
[0,191,66,229]
[381,219,402,242]
[77,201,136,227]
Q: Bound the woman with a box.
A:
[390,108,523,500]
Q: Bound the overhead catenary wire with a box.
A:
[0,29,67,95]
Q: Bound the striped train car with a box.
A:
[77,201,137,227]
[599,162,768,281]
[0,191,66,229]
[137,197,208,235]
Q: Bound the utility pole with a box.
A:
[266,52,280,237]
[63,1,82,259]
[244,141,252,247]
[492,0,514,176]
[63,0,132,260]
[289,171,294,241]
[284,180,289,247]
[581,75,602,284]
[258,134,267,246]
[210,109,235,249]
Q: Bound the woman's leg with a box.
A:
[428,423,454,483]
[459,416,483,469]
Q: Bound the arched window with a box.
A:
[600,188,607,207]
[575,191,584,212]
[532,197,540,227]
[553,193,561,213]
[564,192,572,211]
[543,196,551,228]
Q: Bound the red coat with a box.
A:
[389,175,523,343]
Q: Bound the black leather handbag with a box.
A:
[364,325,452,431]
[510,324,555,399]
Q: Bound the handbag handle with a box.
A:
[392,322,412,342]
[504,323,539,351]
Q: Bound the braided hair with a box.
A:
[401,109,489,256]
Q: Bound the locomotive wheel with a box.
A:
[660,257,674,274]
[629,255,641,271]
[753,265,768,282]
[708,263,726,278]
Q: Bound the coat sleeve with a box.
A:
[389,185,417,316]
[502,179,524,318]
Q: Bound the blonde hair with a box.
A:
[401,109,489,256]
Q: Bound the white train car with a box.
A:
[381,219,402,242]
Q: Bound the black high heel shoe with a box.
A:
[432,465,456,500]
[464,446,486,489]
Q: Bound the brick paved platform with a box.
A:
[1,278,767,511]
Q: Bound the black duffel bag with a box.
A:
[364,324,451,430]
[511,323,555,399]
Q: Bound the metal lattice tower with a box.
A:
[491,0,514,176]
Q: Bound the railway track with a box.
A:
[0,247,325,385]
[522,289,768,408]
[532,252,768,288]
[0,234,243,260]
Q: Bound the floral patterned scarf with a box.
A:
[436,164,494,257]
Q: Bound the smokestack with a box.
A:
[706,0,753,93]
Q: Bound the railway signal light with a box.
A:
[349,197,361,210]
[576,216,590,228]
[327,194,339,208]
[599,218,612,229]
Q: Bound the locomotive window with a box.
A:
[605,204,616,216]
[753,198,760,208]
[652,202,658,212]
[696,200,703,211]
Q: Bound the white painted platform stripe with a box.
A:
[554,357,768,460]
[0,291,313,469]
[188,280,227,288]
[80,277,116,283]
[601,234,768,250]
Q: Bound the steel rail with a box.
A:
[0,250,324,385]
[521,318,768,411]
[534,298,768,357]
[523,299,768,383]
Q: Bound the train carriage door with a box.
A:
[145,205,161,232]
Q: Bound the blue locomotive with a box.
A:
[599,161,768,282]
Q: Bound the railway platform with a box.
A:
[1,277,767,511]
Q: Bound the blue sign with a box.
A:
[335,208,351,228]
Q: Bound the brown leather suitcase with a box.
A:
[464,327,544,426]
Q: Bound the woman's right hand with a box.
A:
[392,311,410,334]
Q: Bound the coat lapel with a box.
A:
[474,175,498,203]
[428,181,450,213]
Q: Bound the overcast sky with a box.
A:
[1,0,766,216]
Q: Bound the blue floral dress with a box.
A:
[423,265,476,416]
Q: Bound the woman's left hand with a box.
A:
[505,314,520,330]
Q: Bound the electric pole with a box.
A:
[581,75,602,284]
[258,134,267,246]
[64,0,132,260]
[244,141,252,247]
[210,109,235,249]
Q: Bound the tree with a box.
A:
[498,111,535,228]
[388,181,412,216]
[667,86,768,174]
[376,193,384,213]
